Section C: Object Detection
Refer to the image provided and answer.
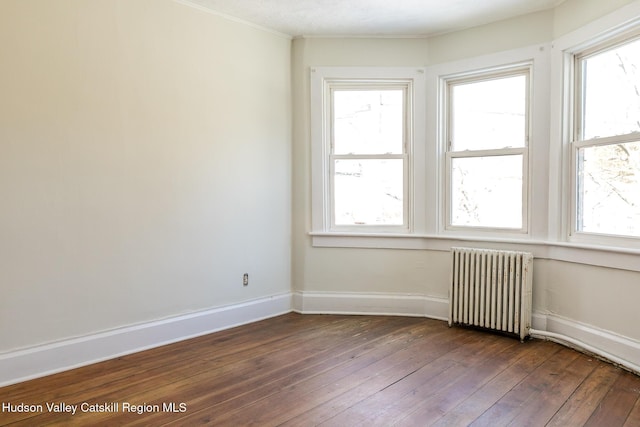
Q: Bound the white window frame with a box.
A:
[310,67,427,235]
[565,28,640,248]
[442,63,532,235]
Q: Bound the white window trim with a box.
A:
[310,67,427,235]
[441,64,532,234]
[431,45,550,241]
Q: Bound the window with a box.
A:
[573,35,640,239]
[445,67,530,232]
[331,86,407,228]
[311,68,426,234]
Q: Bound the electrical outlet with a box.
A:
[243,273,249,286]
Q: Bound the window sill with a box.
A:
[309,232,640,273]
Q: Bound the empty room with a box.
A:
[1,0,639,425]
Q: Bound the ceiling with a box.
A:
[182,0,564,38]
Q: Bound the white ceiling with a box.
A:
[182,0,564,37]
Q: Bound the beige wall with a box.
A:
[427,9,554,64]
[553,0,637,36]
[535,260,640,340]
[0,0,291,352]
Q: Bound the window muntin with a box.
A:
[573,35,640,239]
[446,69,530,232]
[328,83,410,230]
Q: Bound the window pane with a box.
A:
[333,90,404,155]
[334,159,404,226]
[577,141,640,237]
[451,155,523,228]
[581,38,640,140]
[451,75,526,151]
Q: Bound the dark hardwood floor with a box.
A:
[1,313,639,426]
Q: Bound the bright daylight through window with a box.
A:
[574,35,640,238]
[330,85,409,229]
[446,69,529,231]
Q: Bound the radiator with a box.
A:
[449,247,533,341]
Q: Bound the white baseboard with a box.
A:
[531,312,640,375]
[0,293,292,387]
[3,292,637,387]
[292,291,449,321]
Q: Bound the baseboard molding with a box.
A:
[292,291,449,321]
[531,312,640,375]
[0,293,292,387]
[3,292,637,387]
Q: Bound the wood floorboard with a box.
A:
[176,318,450,426]
[0,313,638,426]
[544,362,620,427]
[623,395,640,427]
[319,334,513,427]
[467,346,583,427]
[504,354,599,427]
[583,370,640,427]
[276,326,470,426]
[131,316,425,426]
[429,340,560,427]
[45,316,413,426]
[391,337,531,426]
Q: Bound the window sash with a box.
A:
[330,86,407,156]
[444,67,530,232]
[445,149,528,231]
[571,33,640,241]
[330,154,409,230]
[448,73,529,152]
[572,138,640,238]
[325,81,412,232]
[574,34,640,141]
